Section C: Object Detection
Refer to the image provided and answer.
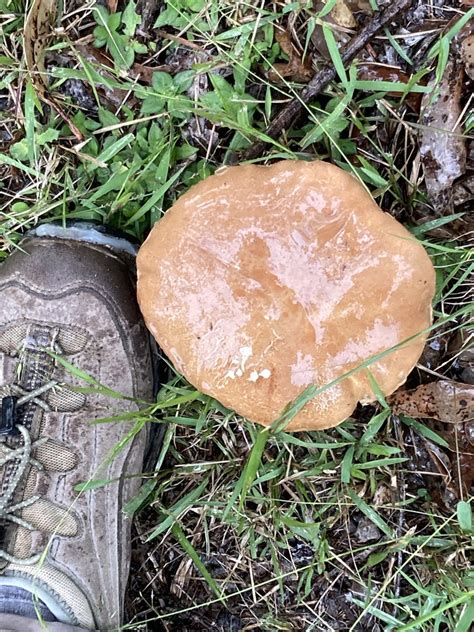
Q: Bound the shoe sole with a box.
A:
[27,222,139,258]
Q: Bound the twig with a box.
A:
[235,0,414,163]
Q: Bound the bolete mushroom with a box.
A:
[137,160,436,431]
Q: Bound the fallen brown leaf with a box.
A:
[330,0,357,29]
[267,31,313,83]
[417,12,474,217]
[390,380,474,423]
[170,557,193,598]
[345,0,372,13]
[311,0,355,60]
[419,57,466,210]
[24,0,82,140]
[24,0,57,95]
[136,0,160,36]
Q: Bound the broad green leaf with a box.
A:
[152,71,174,92]
[457,501,473,533]
[140,95,166,115]
[36,128,60,145]
[122,0,141,37]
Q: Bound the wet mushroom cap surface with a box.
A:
[137,160,436,431]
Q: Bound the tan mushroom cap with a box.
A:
[137,160,436,431]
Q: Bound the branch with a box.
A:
[235,0,414,163]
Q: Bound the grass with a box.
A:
[1,1,473,630]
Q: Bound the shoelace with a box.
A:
[0,381,57,565]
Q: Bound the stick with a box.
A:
[235,0,413,163]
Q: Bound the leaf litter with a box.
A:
[390,380,474,424]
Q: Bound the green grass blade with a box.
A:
[124,165,186,226]
[454,599,474,632]
[399,415,450,448]
[341,445,354,483]
[147,477,209,540]
[322,23,347,86]
[172,523,223,599]
[239,427,270,507]
[347,489,393,537]
[398,591,474,631]
[24,79,37,166]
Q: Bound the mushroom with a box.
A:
[137,161,436,431]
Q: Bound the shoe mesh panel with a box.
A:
[10,525,32,559]
[0,324,28,354]
[21,499,78,537]
[57,329,88,355]
[34,441,77,472]
[7,563,95,629]
[0,324,87,356]
[47,387,85,412]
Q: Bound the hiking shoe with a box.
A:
[0,226,153,630]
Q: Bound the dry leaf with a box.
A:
[311,1,354,60]
[330,0,357,29]
[24,0,83,140]
[461,33,474,80]
[345,0,372,12]
[267,31,313,83]
[24,0,57,95]
[136,0,160,34]
[372,484,393,506]
[170,557,193,598]
[390,380,474,424]
[419,58,466,208]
